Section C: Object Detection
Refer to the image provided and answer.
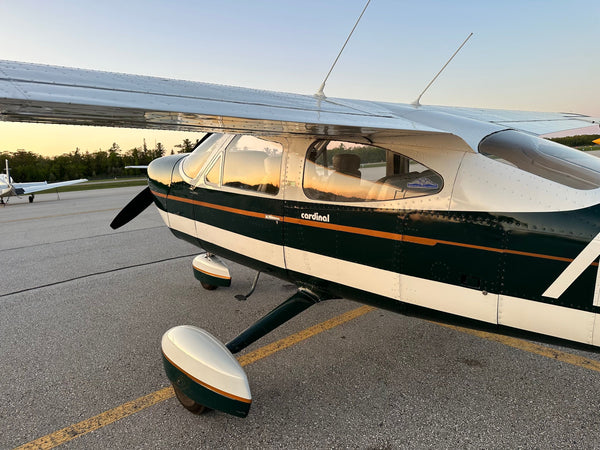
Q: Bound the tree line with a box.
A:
[3,134,599,183]
[549,134,600,148]
[326,143,387,166]
[1,138,197,182]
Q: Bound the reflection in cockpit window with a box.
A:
[222,136,283,195]
[303,140,443,202]
[205,155,222,185]
[181,133,230,179]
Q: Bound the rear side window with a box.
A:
[303,140,443,202]
[480,130,600,190]
[222,136,283,195]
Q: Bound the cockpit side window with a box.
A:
[222,136,283,195]
[303,140,443,202]
[479,130,600,190]
[181,133,230,179]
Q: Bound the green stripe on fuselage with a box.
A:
[161,183,600,313]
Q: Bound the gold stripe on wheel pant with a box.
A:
[162,352,251,403]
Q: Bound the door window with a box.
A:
[222,135,283,195]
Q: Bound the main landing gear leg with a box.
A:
[162,289,327,417]
[226,289,321,354]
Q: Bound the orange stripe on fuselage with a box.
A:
[282,216,404,241]
[153,189,280,221]
[156,190,594,267]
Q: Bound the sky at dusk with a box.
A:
[0,0,598,156]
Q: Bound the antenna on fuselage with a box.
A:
[412,32,474,107]
[315,0,372,99]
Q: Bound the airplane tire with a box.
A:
[173,385,209,415]
[28,195,34,203]
[200,281,218,291]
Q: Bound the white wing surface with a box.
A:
[416,105,598,135]
[0,60,596,149]
[14,178,87,194]
[0,60,436,137]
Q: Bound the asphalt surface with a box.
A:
[3,187,600,449]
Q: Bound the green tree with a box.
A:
[154,142,165,159]
[175,138,195,153]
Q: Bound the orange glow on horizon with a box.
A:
[0,122,197,157]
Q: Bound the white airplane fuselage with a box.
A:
[1,58,599,418]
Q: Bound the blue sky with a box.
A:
[0,0,598,156]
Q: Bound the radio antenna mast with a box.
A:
[412,32,473,107]
[315,0,372,98]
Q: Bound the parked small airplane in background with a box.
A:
[0,56,599,418]
[0,159,87,204]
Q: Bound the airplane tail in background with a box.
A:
[5,159,11,185]
[3,159,16,194]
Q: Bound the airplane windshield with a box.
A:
[181,133,230,179]
[479,130,600,190]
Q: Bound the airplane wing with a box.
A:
[13,178,87,194]
[10,181,47,188]
[0,60,597,152]
[416,105,599,136]
[0,60,437,137]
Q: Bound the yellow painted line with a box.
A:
[433,321,600,372]
[238,305,375,366]
[14,305,375,450]
[14,388,175,450]
[0,208,120,224]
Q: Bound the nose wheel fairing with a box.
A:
[192,253,232,288]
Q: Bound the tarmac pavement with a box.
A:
[3,187,600,449]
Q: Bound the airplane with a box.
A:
[0,159,87,204]
[0,57,599,418]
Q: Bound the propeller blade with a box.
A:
[110,186,155,229]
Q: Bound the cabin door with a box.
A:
[282,140,403,299]
[193,135,286,274]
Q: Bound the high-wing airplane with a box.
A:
[0,159,87,204]
[0,59,599,418]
